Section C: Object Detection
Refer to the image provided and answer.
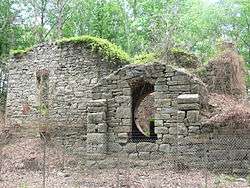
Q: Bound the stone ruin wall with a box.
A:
[86,63,202,158]
[86,62,250,172]
[4,43,250,172]
[6,42,124,146]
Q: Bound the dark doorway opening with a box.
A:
[131,81,157,142]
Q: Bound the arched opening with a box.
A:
[131,81,157,142]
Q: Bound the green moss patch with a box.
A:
[11,35,130,63]
[170,48,199,69]
[193,66,208,78]
[132,53,159,64]
[246,74,250,88]
[57,35,130,64]
[10,47,33,57]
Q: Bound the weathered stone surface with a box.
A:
[114,126,131,133]
[187,111,200,123]
[162,107,177,114]
[155,127,169,134]
[188,126,200,133]
[178,103,200,111]
[87,123,107,133]
[177,111,185,120]
[155,113,171,119]
[154,120,163,127]
[123,143,137,153]
[87,133,106,144]
[87,112,106,124]
[117,133,129,144]
[177,94,199,104]
[6,42,122,144]
[138,152,150,160]
[118,133,128,139]
[115,107,131,118]
[169,85,190,92]
[10,52,248,171]
[169,127,177,135]
[159,144,170,153]
[128,153,138,159]
[162,135,175,143]
[121,118,131,126]
[86,143,107,153]
[108,143,122,152]
[88,99,107,107]
[172,74,188,81]
[177,124,188,136]
[137,142,158,152]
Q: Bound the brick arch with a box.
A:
[87,62,204,156]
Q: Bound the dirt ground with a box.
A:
[0,167,249,188]
[0,138,249,188]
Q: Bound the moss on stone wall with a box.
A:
[170,48,199,69]
[132,49,199,69]
[10,47,33,57]
[132,53,159,64]
[11,35,130,64]
[57,35,130,63]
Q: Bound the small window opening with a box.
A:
[36,69,49,109]
[131,81,157,142]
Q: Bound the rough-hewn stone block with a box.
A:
[177,123,188,135]
[169,85,190,92]
[138,152,150,160]
[154,120,163,127]
[155,127,169,134]
[169,127,177,135]
[87,133,106,144]
[114,126,131,133]
[178,103,200,111]
[177,94,199,104]
[115,107,131,118]
[187,111,200,122]
[159,144,170,153]
[155,113,171,120]
[87,112,106,124]
[188,126,200,133]
[87,123,107,133]
[108,143,122,152]
[177,111,186,120]
[123,143,137,153]
[137,142,158,152]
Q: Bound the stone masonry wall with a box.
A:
[87,63,205,160]
[86,62,249,172]
[6,42,124,146]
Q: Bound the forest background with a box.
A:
[0,0,249,73]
